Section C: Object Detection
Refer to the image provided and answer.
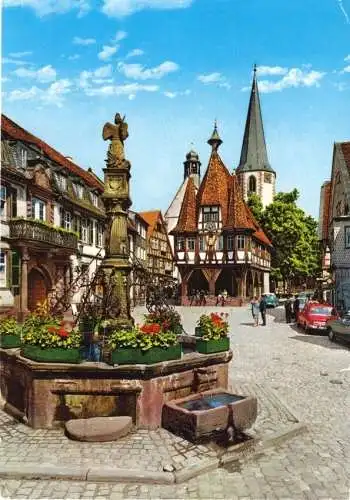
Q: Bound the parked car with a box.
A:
[297,302,338,333]
[262,293,279,308]
[327,313,350,345]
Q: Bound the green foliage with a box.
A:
[107,326,179,352]
[247,193,264,224]
[144,308,182,332]
[22,314,82,349]
[260,189,321,285]
[0,316,21,336]
[197,312,229,341]
[12,217,79,237]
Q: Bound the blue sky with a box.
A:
[2,0,350,217]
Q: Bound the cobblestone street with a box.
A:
[1,305,350,499]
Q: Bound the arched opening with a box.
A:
[215,270,237,297]
[28,268,50,311]
[248,175,257,193]
[246,270,254,299]
[187,269,208,295]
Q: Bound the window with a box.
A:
[216,235,224,251]
[0,250,6,287]
[64,211,72,230]
[54,174,67,191]
[151,238,159,250]
[11,251,20,296]
[74,183,83,199]
[187,237,195,251]
[237,235,245,250]
[88,219,94,245]
[199,235,206,251]
[31,197,46,221]
[20,148,27,169]
[345,227,350,249]
[0,186,7,218]
[227,235,234,251]
[176,237,185,251]
[91,192,99,207]
[97,223,104,247]
[248,175,257,193]
[203,206,219,223]
[81,218,88,243]
[264,173,272,183]
[9,187,17,218]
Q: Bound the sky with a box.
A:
[2,0,350,218]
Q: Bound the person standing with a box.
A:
[259,295,267,326]
[285,295,293,323]
[293,295,300,322]
[251,296,260,326]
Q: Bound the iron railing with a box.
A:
[9,219,78,250]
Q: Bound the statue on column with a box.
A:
[102,113,129,167]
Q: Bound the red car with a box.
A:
[297,302,338,333]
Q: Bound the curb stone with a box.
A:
[87,468,174,484]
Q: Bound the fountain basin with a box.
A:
[162,388,257,441]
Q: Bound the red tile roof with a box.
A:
[172,177,197,233]
[138,210,162,239]
[197,151,231,224]
[1,114,103,192]
[340,141,350,175]
[225,175,256,231]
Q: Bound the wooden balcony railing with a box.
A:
[9,219,78,251]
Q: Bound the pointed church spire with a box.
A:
[237,66,275,173]
[207,120,223,151]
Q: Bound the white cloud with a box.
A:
[343,65,350,73]
[13,64,57,83]
[118,60,179,80]
[4,0,90,17]
[126,48,145,58]
[256,65,288,76]
[78,65,113,88]
[9,51,32,58]
[98,45,118,61]
[3,57,31,66]
[245,68,326,93]
[164,89,191,98]
[84,82,159,100]
[337,0,350,24]
[73,36,96,46]
[8,79,72,107]
[102,0,193,17]
[345,55,350,62]
[197,72,231,89]
[114,30,127,41]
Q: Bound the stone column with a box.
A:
[20,247,30,319]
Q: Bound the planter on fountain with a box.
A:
[111,344,182,365]
[21,345,82,364]
[196,337,230,354]
[0,335,21,349]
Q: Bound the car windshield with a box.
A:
[309,307,333,315]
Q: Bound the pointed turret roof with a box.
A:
[224,174,256,231]
[171,177,197,233]
[207,121,223,151]
[237,66,275,174]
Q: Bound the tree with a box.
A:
[260,190,320,290]
[247,193,263,224]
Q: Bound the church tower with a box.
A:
[183,148,201,189]
[236,66,276,208]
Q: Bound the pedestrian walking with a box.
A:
[285,295,293,323]
[259,295,267,326]
[250,296,260,326]
[199,289,206,306]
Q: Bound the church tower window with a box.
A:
[248,175,257,193]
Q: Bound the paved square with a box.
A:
[1,306,350,499]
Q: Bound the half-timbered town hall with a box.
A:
[165,69,274,304]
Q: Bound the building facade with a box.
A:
[319,142,350,313]
[128,210,149,306]
[0,115,106,318]
[138,211,174,284]
[170,127,272,305]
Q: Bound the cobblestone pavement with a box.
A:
[1,306,350,499]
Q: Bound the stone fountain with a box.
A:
[0,114,247,438]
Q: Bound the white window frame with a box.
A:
[74,183,83,199]
[187,237,195,251]
[0,250,6,287]
[176,236,185,251]
[0,186,7,219]
[91,192,98,207]
[32,197,46,221]
[227,235,234,251]
[20,148,27,169]
[237,235,245,250]
[64,211,72,230]
[81,218,88,243]
[203,206,219,223]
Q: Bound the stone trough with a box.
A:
[162,388,257,442]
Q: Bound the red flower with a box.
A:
[57,328,69,338]
[47,326,58,334]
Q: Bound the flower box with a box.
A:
[21,345,82,363]
[111,344,182,365]
[196,337,230,354]
[195,327,204,337]
[0,335,21,349]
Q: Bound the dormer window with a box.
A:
[20,148,27,169]
[55,173,67,191]
[203,206,219,223]
[74,183,83,199]
[91,192,98,207]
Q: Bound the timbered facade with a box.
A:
[170,126,272,304]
